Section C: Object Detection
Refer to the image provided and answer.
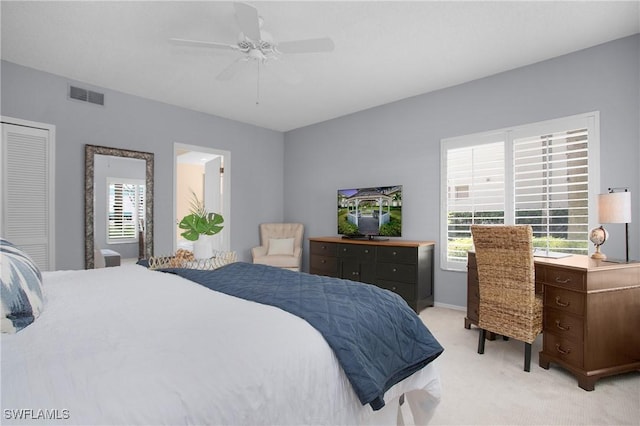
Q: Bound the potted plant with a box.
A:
[178,191,224,259]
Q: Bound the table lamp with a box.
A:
[598,188,632,262]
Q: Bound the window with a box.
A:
[107,178,145,244]
[441,112,600,271]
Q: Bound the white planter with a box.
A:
[193,238,213,259]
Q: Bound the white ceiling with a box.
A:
[2,1,639,132]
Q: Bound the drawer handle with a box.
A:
[343,248,347,252]
[351,272,359,276]
[391,286,397,291]
[392,268,397,272]
[392,251,397,256]
[555,344,571,355]
[555,320,571,331]
[555,296,570,308]
[364,249,369,254]
[321,260,326,264]
[555,277,572,284]
[321,245,326,249]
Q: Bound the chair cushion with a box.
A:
[0,238,45,333]
[267,238,295,256]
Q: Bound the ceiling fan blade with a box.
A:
[216,58,247,81]
[169,38,238,51]
[277,38,335,54]
[234,2,261,41]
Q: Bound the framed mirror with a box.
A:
[85,145,154,269]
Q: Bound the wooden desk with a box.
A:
[466,252,640,390]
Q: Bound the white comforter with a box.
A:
[1,265,441,425]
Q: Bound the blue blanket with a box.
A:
[164,262,443,410]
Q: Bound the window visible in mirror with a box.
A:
[107,177,145,244]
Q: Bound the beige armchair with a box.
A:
[251,223,304,271]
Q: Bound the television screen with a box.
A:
[337,185,402,239]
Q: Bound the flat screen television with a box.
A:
[337,185,402,240]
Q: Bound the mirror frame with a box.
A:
[85,144,154,269]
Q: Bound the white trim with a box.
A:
[433,302,466,312]
[173,143,231,252]
[1,116,56,270]
[440,111,600,272]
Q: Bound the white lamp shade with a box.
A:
[598,192,631,224]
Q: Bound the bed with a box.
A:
[2,252,443,425]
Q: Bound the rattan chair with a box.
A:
[470,225,543,372]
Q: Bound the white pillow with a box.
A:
[267,238,295,256]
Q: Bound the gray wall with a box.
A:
[1,60,285,270]
[284,34,640,309]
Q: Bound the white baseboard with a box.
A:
[433,302,466,311]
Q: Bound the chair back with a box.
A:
[259,223,304,250]
[471,225,540,343]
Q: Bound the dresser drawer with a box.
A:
[377,246,416,264]
[377,280,415,304]
[338,244,375,260]
[376,263,416,283]
[544,286,585,317]
[310,241,337,256]
[543,266,585,291]
[544,309,584,342]
[544,332,584,368]
[310,254,338,276]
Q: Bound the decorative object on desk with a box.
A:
[148,250,237,270]
[589,225,609,259]
[598,188,631,262]
[178,190,224,259]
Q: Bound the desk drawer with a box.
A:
[376,263,416,283]
[544,332,584,368]
[544,309,584,342]
[544,267,585,291]
[544,286,585,317]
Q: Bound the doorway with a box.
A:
[173,143,231,253]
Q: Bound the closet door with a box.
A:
[1,120,55,271]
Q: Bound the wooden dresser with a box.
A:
[309,237,435,312]
[466,251,640,390]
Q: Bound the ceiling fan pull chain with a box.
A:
[256,60,261,106]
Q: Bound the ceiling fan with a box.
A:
[169,2,334,87]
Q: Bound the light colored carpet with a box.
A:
[405,306,640,425]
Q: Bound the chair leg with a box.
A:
[524,342,532,372]
[478,329,486,354]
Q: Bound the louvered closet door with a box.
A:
[1,122,54,271]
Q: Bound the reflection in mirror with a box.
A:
[85,145,154,269]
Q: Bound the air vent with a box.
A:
[68,85,105,106]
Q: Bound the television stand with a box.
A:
[309,237,436,312]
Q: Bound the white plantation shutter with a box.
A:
[107,178,145,243]
[513,128,589,254]
[445,141,505,265]
[1,120,55,271]
[441,113,599,271]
